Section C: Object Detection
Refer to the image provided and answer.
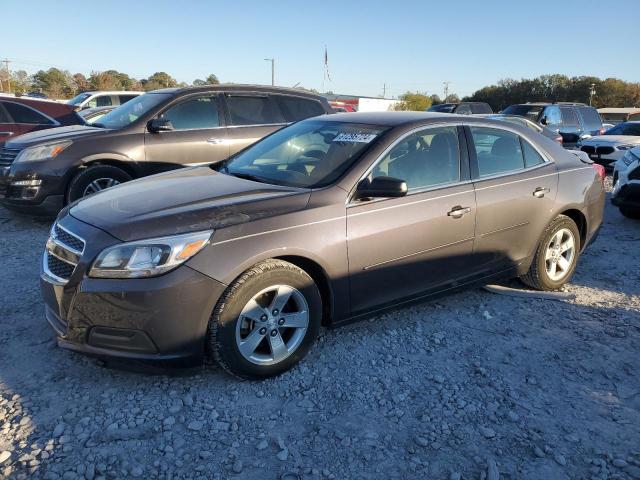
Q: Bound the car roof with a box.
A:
[319,111,505,127]
[148,84,328,100]
[79,91,144,95]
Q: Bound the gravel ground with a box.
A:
[0,177,639,480]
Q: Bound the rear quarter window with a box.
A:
[2,102,54,125]
[0,103,12,123]
[275,96,326,122]
[577,107,603,130]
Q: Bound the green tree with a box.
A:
[11,70,30,93]
[192,79,206,86]
[393,91,432,111]
[31,68,75,99]
[205,74,220,85]
[142,72,178,91]
[73,73,90,92]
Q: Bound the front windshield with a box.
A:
[68,93,91,105]
[95,93,172,129]
[222,120,387,188]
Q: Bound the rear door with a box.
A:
[347,125,477,313]
[144,93,229,167]
[467,125,558,272]
[222,93,287,155]
[559,106,582,148]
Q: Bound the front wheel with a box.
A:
[67,165,132,203]
[521,215,581,291]
[207,260,322,379]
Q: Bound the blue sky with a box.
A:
[3,0,639,98]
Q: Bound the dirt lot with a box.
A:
[0,178,639,480]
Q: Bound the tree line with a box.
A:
[0,68,220,98]
[393,75,640,112]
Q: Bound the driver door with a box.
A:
[144,94,229,168]
[346,125,477,314]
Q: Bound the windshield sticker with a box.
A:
[333,132,377,143]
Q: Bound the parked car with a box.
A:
[483,113,563,144]
[612,146,640,219]
[578,121,640,166]
[598,107,640,126]
[67,91,143,110]
[41,112,605,379]
[0,97,84,144]
[501,103,604,149]
[0,85,333,214]
[78,106,115,124]
[427,102,493,114]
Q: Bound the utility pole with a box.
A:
[589,83,596,106]
[382,83,386,98]
[264,58,275,86]
[443,81,450,102]
[2,59,10,93]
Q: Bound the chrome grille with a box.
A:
[0,147,20,167]
[42,223,85,284]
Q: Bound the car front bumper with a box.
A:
[579,147,626,166]
[0,161,68,216]
[611,161,640,209]
[41,214,227,363]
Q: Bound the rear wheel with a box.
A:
[67,165,132,203]
[619,206,640,220]
[521,215,581,291]
[207,260,322,379]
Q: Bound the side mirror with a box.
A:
[147,118,174,133]
[540,116,549,125]
[356,176,408,200]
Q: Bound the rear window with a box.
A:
[3,102,54,125]
[275,96,325,122]
[226,95,283,126]
[577,107,603,130]
[428,104,456,113]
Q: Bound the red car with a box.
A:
[0,96,84,144]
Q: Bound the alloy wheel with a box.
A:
[82,177,120,196]
[235,285,309,365]
[544,228,576,282]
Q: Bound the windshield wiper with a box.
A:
[91,122,105,129]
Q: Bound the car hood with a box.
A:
[70,167,311,241]
[581,135,640,145]
[5,125,108,149]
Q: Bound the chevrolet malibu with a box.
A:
[42,112,605,379]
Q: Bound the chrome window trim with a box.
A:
[472,161,553,185]
[348,188,476,216]
[2,101,61,126]
[347,121,465,206]
[226,122,290,129]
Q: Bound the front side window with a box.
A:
[372,126,460,189]
[470,127,524,177]
[160,96,219,130]
[543,106,562,125]
[223,120,386,188]
[3,102,53,125]
[226,95,283,126]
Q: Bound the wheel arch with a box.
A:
[64,158,138,203]
[558,208,587,251]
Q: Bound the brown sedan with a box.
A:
[41,112,605,379]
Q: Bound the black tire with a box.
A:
[521,215,581,291]
[67,165,132,203]
[619,206,640,220]
[207,259,322,380]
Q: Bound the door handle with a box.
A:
[447,206,471,219]
[533,187,551,198]
[207,137,225,145]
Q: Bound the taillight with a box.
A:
[555,136,563,144]
[591,163,606,184]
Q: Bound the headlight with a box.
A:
[616,144,636,151]
[89,230,213,278]
[15,141,72,163]
[622,150,639,166]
